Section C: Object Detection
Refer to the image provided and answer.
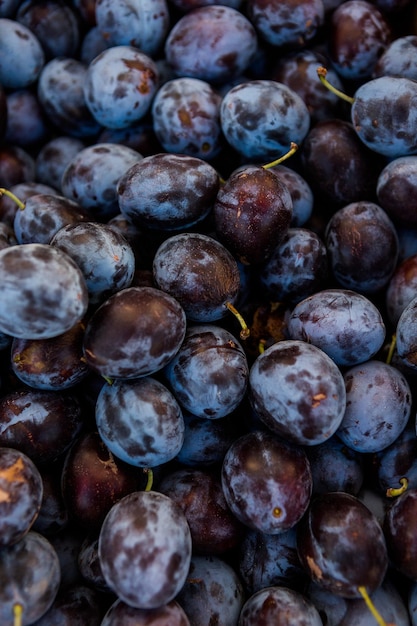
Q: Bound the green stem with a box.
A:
[262,142,298,170]
[0,188,25,210]
[317,67,355,105]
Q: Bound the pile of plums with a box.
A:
[1,0,417,624]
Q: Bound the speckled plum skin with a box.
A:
[351,76,417,158]
[0,447,43,547]
[164,5,258,84]
[0,18,45,89]
[83,286,187,379]
[221,429,312,534]
[248,0,325,49]
[238,586,323,626]
[95,0,170,57]
[101,598,191,626]
[164,325,249,419]
[296,492,388,598]
[151,77,223,160]
[0,532,60,623]
[249,340,346,446]
[287,288,386,366]
[214,165,293,265]
[95,377,185,468]
[50,221,136,305]
[336,361,411,454]
[152,233,241,322]
[61,142,143,221]
[98,490,192,609]
[377,156,417,226]
[220,80,310,160]
[117,152,220,230]
[0,243,89,340]
[393,295,417,370]
[83,45,159,129]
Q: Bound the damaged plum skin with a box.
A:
[296,491,388,599]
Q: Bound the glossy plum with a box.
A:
[238,585,323,626]
[0,17,45,89]
[221,429,312,533]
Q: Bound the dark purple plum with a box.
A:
[287,288,386,366]
[0,389,84,465]
[306,435,364,496]
[10,320,89,391]
[325,201,399,294]
[0,17,45,89]
[249,340,346,446]
[0,145,36,189]
[0,447,43,547]
[384,487,417,580]
[0,531,61,625]
[377,155,417,226]
[95,377,185,468]
[220,80,310,160]
[214,164,293,265]
[396,294,417,370]
[373,424,417,496]
[100,598,191,626]
[258,227,329,304]
[297,491,388,598]
[336,360,411,453]
[237,527,308,594]
[270,49,347,124]
[0,182,58,227]
[247,0,325,49]
[117,152,220,231]
[61,142,143,221]
[151,77,223,160]
[37,57,102,138]
[158,467,245,555]
[95,0,170,57]
[77,534,110,593]
[238,585,323,626]
[329,0,391,80]
[30,584,103,626]
[164,5,258,84]
[35,136,85,192]
[152,232,241,323]
[300,118,385,207]
[163,324,249,419]
[4,89,49,148]
[0,243,89,339]
[221,429,312,533]
[98,490,192,609]
[176,554,245,625]
[13,193,91,245]
[83,46,159,130]
[16,0,81,60]
[82,286,187,379]
[32,461,68,536]
[61,430,144,530]
[50,221,136,305]
[268,164,314,227]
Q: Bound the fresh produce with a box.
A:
[0,0,417,624]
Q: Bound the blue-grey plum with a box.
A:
[287,288,386,366]
[249,340,346,446]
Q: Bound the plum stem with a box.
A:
[13,603,23,626]
[386,477,408,498]
[357,586,394,626]
[144,468,154,491]
[386,333,396,365]
[0,188,25,210]
[317,67,355,105]
[225,301,250,340]
[262,142,298,169]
